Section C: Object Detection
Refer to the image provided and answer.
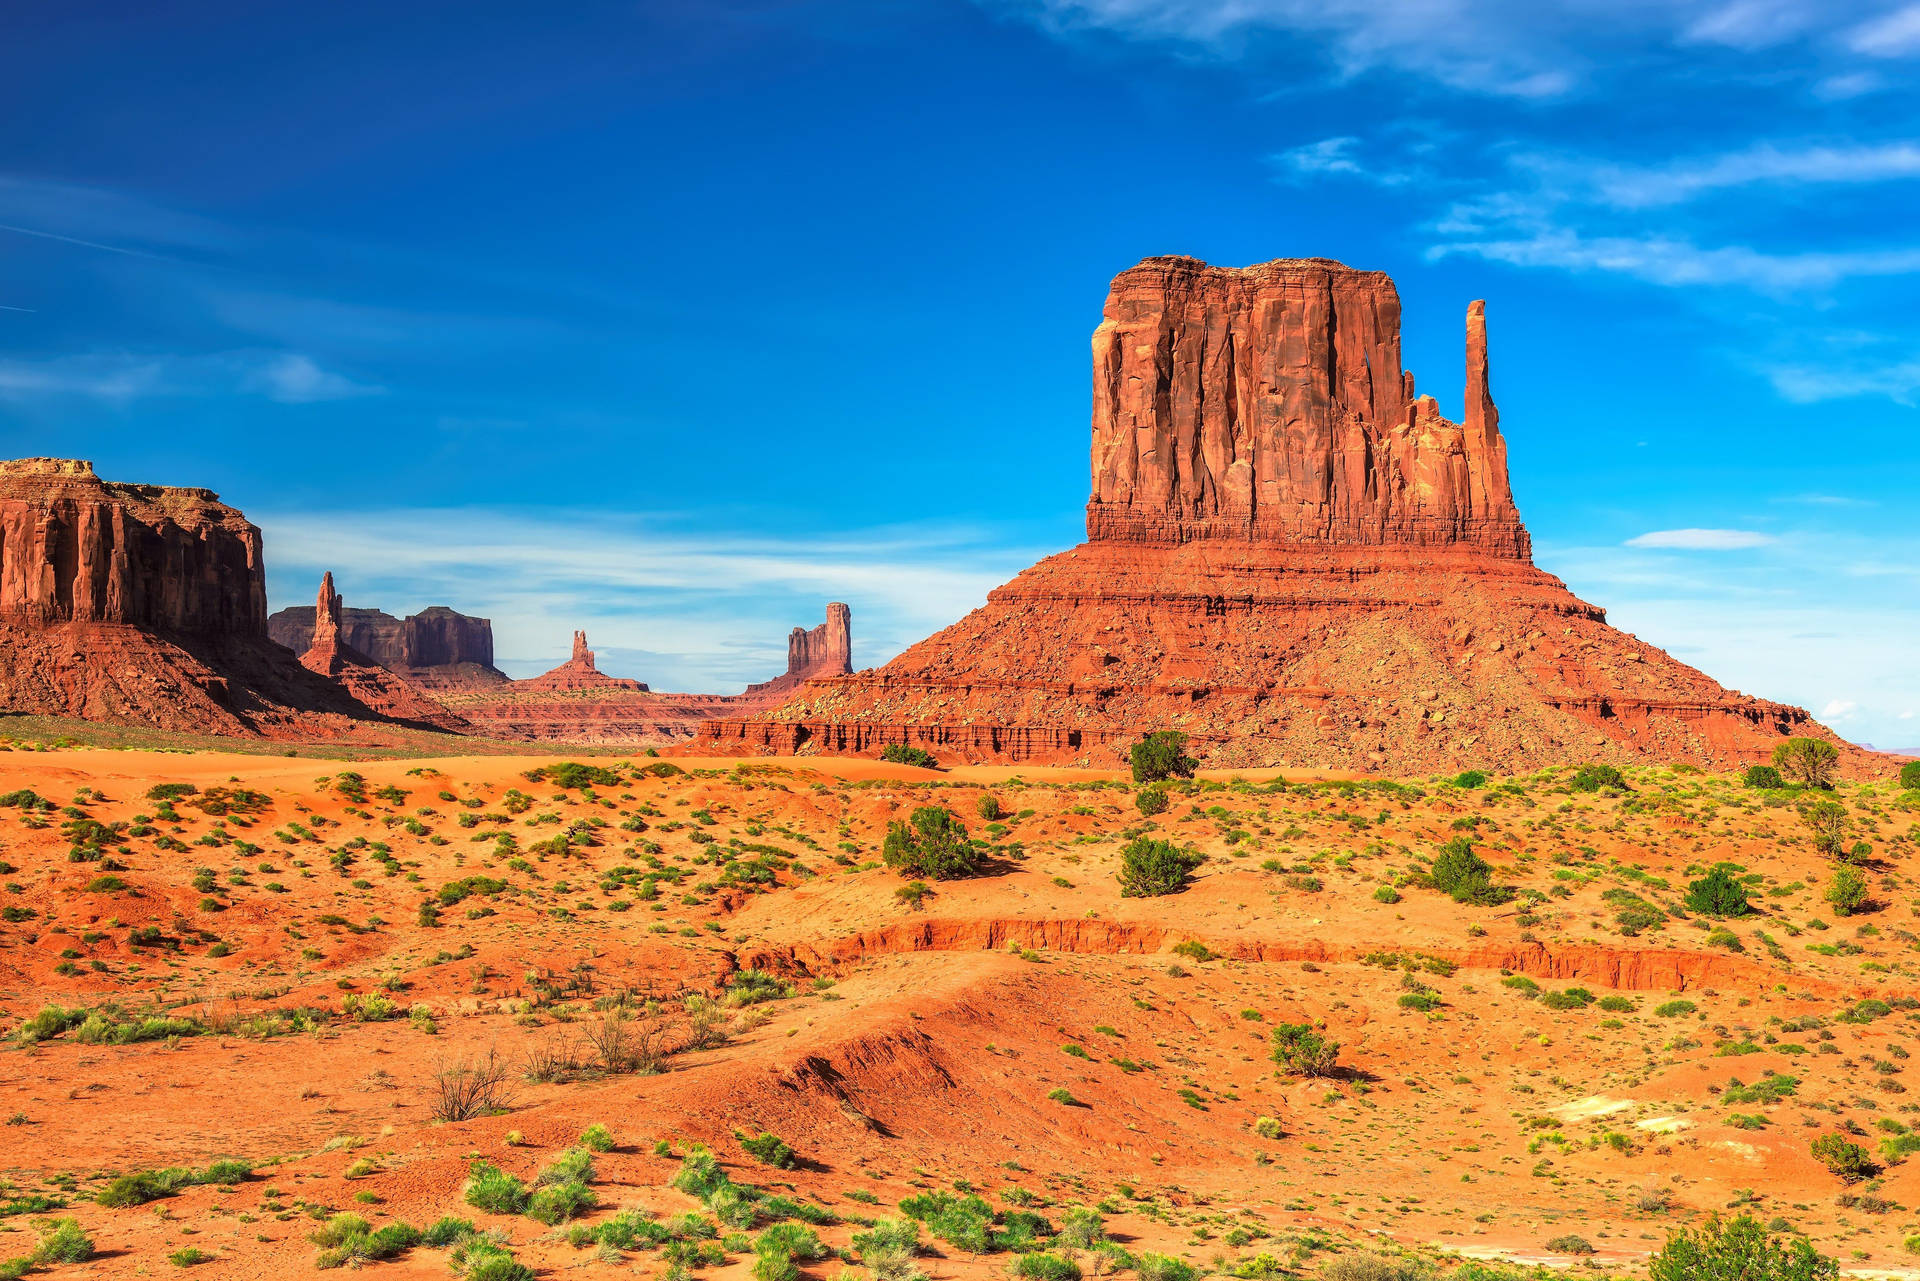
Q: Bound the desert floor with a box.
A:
[0,743,1917,1278]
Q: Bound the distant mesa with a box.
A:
[269,598,506,689]
[515,629,651,693]
[697,254,1837,772]
[295,572,470,732]
[0,458,460,738]
[442,606,853,745]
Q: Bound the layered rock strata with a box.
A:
[695,256,1837,771]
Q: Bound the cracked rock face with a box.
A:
[1087,256,1527,557]
[0,457,267,634]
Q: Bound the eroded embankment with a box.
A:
[738,916,1848,998]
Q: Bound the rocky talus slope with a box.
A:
[697,255,1832,770]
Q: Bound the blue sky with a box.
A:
[0,1,1915,746]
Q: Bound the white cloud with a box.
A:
[1822,698,1860,719]
[1624,528,1777,549]
[1849,3,1920,55]
[989,0,1908,98]
[1429,229,1920,291]
[1768,356,1920,404]
[0,350,381,404]
[1534,141,1920,209]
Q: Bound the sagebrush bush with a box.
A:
[1428,838,1511,905]
[1684,867,1751,917]
[1270,1023,1340,1077]
[1129,731,1197,783]
[880,744,939,770]
[882,807,981,880]
[1117,838,1203,897]
[463,1162,529,1215]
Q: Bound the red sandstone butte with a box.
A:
[0,458,459,738]
[296,573,471,732]
[695,255,1840,771]
[269,600,505,689]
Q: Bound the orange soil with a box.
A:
[0,747,1916,1278]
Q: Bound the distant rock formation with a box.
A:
[514,630,650,693]
[446,607,852,745]
[696,256,1838,772]
[744,602,852,699]
[0,458,461,738]
[296,573,470,732]
[268,600,505,688]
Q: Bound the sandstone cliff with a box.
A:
[695,255,1839,772]
[1087,257,1526,555]
[0,458,267,633]
[0,458,470,740]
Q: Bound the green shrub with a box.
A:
[737,1130,796,1168]
[1654,999,1696,1018]
[32,1219,93,1266]
[1744,765,1787,789]
[1134,1253,1199,1281]
[882,806,981,880]
[1429,838,1511,905]
[527,1180,594,1225]
[1825,866,1869,916]
[1451,770,1488,789]
[1685,867,1751,917]
[1569,763,1628,792]
[1129,732,1198,784]
[1372,884,1401,904]
[1774,737,1838,788]
[1117,838,1204,897]
[1810,1133,1877,1182]
[463,1161,530,1215]
[1648,1213,1835,1281]
[852,1217,921,1279]
[580,1123,616,1152]
[1016,1253,1083,1281]
[1270,1023,1340,1077]
[1134,786,1170,817]
[168,1247,212,1266]
[1801,799,1850,858]
[1902,761,1920,791]
[880,744,939,770]
[1546,1235,1594,1255]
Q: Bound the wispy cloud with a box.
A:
[1849,3,1920,55]
[1269,136,1413,185]
[1624,528,1777,549]
[1431,230,1920,290]
[0,350,382,404]
[988,0,1913,97]
[1767,356,1920,404]
[1522,140,1920,209]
